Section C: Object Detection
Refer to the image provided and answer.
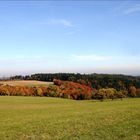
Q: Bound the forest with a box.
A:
[10,73,140,90]
[0,73,137,100]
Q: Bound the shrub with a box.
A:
[136,88,140,97]
[52,79,94,100]
[114,91,126,100]
[128,86,137,97]
[93,88,126,101]
[35,87,43,96]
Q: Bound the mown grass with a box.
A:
[0,97,139,140]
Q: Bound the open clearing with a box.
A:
[0,80,52,87]
[0,97,139,140]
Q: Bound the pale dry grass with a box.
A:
[0,80,53,87]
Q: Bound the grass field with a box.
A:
[0,80,52,87]
[0,97,139,140]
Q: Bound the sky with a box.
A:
[0,0,140,76]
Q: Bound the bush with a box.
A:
[128,86,137,97]
[114,91,126,100]
[136,89,140,97]
[35,87,43,96]
[93,88,126,101]
[52,79,94,100]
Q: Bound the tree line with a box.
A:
[0,79,140,100]
[10,73,140,90]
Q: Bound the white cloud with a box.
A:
[124,4,140,15]
[71,54,110,61]
[37,19,73,28]
[113,2,140,16]
[49,19,73,27]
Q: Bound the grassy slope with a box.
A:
[0,80,52,87]
[0,97,139,140]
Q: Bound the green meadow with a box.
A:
[0,96,139,140]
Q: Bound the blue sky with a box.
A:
[0,1,140,76]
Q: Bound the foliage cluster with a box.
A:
[0,79,140,100]
[0,85,48,96]
[53,79,94,99]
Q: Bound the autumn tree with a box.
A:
[128,86,137,97]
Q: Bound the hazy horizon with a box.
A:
[0,1,140,76]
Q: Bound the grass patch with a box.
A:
[0,97,139,140]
